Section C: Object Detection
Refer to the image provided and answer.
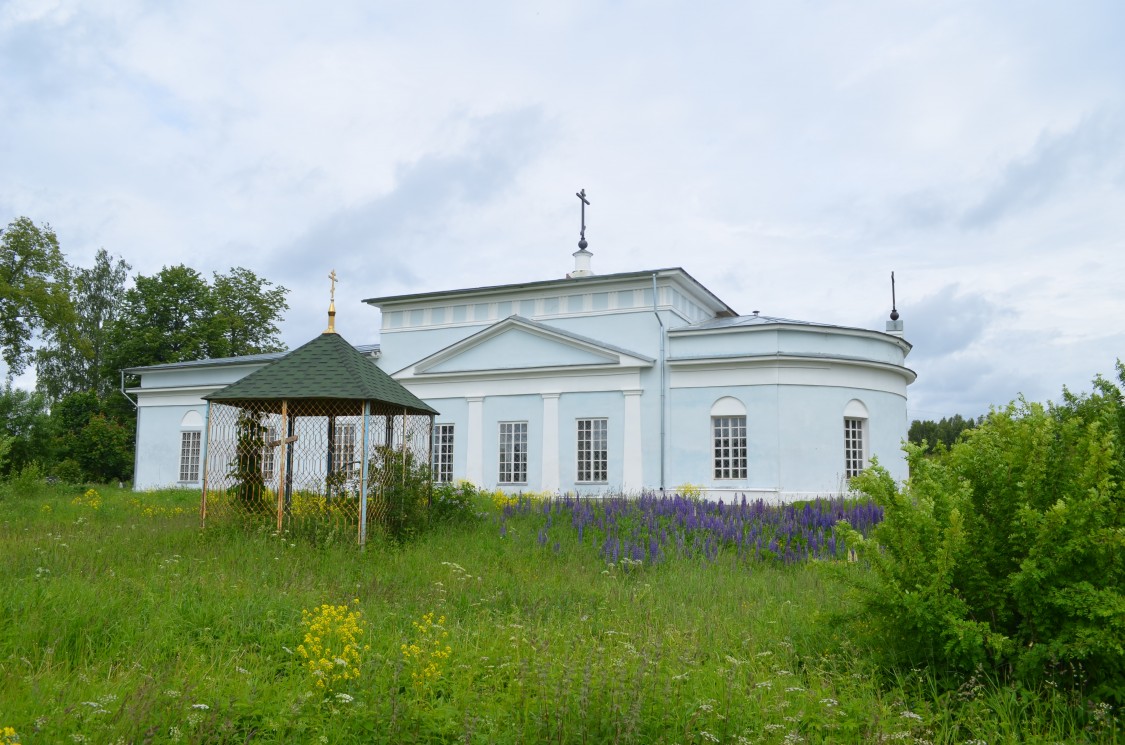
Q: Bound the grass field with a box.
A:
[0,483,1117,744]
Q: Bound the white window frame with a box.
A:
[498,421,528,485]
[576,418,608,483]
[332,422,358,480]
[432,423,455,483]
[712,415,747,480]
[844,417,867,478]
[179,430,202,483]
[261,425,277,478]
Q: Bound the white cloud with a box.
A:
[2,0,1124,418]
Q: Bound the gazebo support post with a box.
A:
[284,413,295,509]
[401,407,408,487]
[200,401,212,527]
[275,399,289,534]
[360,400,370,547]
[326,413,336,501]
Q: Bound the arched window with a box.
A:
[179,410,203,483]
[711,397,747,480]
[843,399,869,478]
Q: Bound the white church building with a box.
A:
[126,247,914,501]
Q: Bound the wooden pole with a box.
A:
[200,401,212,528]
[276,400,289,534]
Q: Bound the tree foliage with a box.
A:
[0,384,51,478]
[108,265,288,372]
[0,217,74,380]
[841,362,1125,703]
[50,391,133,483]
[35,248,131,401]
[907,414,981,454]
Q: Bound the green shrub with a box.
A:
[369,444,430,540]
[50,458,84,484]
[430,481,482,525]
[840,363,1125,703]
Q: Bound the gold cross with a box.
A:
[328,269,338,302]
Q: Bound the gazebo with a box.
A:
[199,286,438,545]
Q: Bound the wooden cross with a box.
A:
[267,434,298,448]
[328,269,338,302]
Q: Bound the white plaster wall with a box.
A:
[134,403,207,490]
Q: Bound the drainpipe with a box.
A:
[120,370,138,409]
[652,274,666,493]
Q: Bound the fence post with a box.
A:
[360,401,370,547]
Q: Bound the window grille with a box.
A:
[432,423,455,483]
[576,418,608,482]
[498,421,528,484]
[179,431,201,482]
[844,417,865,478]
[712,415,747,479]
[332,422,358,479]
[261,426,277,477]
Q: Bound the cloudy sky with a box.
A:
[3,0,1123,420]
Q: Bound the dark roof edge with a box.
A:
[363,267,738,316]
[670,318,913,351]
[122,343,381,374]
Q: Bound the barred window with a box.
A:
[498,421,528,484]
[332,422,358,479]
[576,418,608,482]
[262,426,277,477]
[179,431,201,482]
[844,417,865,478]
[432,423,455,483]
[712,415,747,479]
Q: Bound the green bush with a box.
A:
[368,444,431,541]
[430,481,482,525]
[51,458,84,484]
[840,363,1125,703]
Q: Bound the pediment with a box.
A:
[397,316,653,377]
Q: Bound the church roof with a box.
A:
[677,314,822,330]
[122,343,380,373]
[362,267,739,317]
[203,332,436,414]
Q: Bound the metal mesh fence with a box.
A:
[201,399,434,543]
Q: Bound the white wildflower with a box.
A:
[191,703,209,710]
[334,693,354,703]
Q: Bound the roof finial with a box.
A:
[576,188,589,250]
[890,271,899,321]
[324,269,338,334]
[569,189,595,278]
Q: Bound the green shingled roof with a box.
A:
[204,332,437,415]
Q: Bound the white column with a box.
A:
[541,393,560,493]
[466,396,484,486]
[622,389,643,493]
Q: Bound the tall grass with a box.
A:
[0,485,1117,743]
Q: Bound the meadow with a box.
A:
[0,482,1117,744]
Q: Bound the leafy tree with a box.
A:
[49,390,133,483]
[0,383,52,477]
[108,265,218,371]
[841,362,1125,703]
[0,217,75,380]
[211,267,288,358]
[907,413,980,454]
[35,248,131,401]
[108,265,289,373]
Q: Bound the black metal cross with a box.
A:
[576,189,590,248]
